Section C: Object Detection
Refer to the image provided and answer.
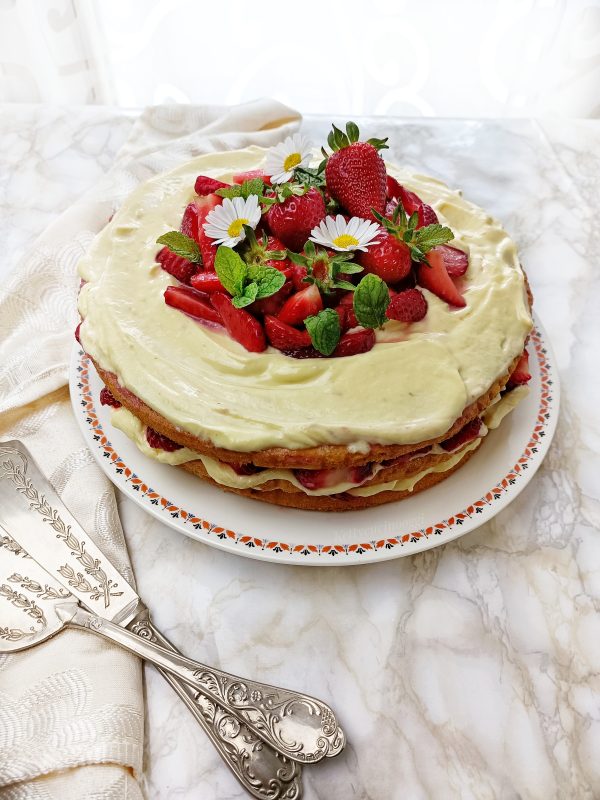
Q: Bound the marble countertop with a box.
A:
[1,104,599,800]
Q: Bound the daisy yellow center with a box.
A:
[227,218,249,238]
[333,234,359,249]
[283,152,302,172]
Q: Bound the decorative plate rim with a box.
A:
[70,319,559,566]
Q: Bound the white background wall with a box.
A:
[1,0,599,117]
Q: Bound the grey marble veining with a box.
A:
[1,104,599,800]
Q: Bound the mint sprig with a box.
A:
[215,245,285,309]
[156,231,202,263]
[374,203,454,264]
[353,274,390,329]
[304,308,341,356]
[215,177,277,211]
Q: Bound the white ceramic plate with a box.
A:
[70,318,559,566]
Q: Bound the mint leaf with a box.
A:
[413,224,454,251]
[353,274,390,328]
[156,231,202,263]
[232,283,258,308]
[247,265,286,299]
[240,178,264,199]
[215,185,242,199]
[214,246,247,296]
[305,309,341,356]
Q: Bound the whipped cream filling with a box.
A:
[109,387,528,497]
[79,146,532,452]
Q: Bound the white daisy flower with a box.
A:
[263,133,313,184]
[309,215,381,252]
[202,195,262,248]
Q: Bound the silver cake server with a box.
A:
[0,528,301,798]
[0,440,345,768]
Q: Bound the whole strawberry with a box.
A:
[266,187,326,251]
[324,122,388,220]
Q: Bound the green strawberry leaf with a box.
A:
[353,274,390,328]
[304,308,341,356]
[156,231,202,263]
[215,246,247,296]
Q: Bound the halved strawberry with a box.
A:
[386,288,428,323]
[416,250,466,308]
[294,463,373,490]
[333,328,376,357]
[264,315,312,350]
[210,293,266,352]
[290,263,308,291]
[440,418,484,452]
[251,281,293,316]
[146,426,183,452]
[430,244,469,277]
[100,387,121,408]
[357,231,412,283]
[164,285,222,324]
[181,194,221,271]
[507,350,531,388]
[194,175,229,196]
[266,187,326,251]
[74,322,82,345]
[190,272,226,293]
[277,284,323,327]
[156,246,198,285]
[232,169,271,186]
[337,292,359,328]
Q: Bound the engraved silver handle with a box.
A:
[57,603,345,764]
[128,612,302,799]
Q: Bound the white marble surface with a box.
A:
[1,104,600,799]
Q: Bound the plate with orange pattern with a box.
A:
[70,318,558,565]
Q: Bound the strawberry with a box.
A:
[357,231,412,283]
[337,293,359,328]
[333,328,376,357]
[264,315,312,350]
[210,293,266,353]
[416,251,466,308]
[294,463,373,490]
[266,187,326,251]
[507,350,531,388]
[440,418,483,452]
[181,194,221,271]
[232,169,271,186]
[386,177,438,228]
[251,281,293,317]
[194,175,229,196]
[230,463,265,476]
[290,263,308,291]
[74,322,82,345]
[156,246,198,284]
[277,284,323,327]
[146,426,183,452]
[190,272,226,293]
[164,285,222,324]
[386,288,428,323]
[430,244,468,277]
[324,122,388,219]
[100,387,121,408]
[242,229,292,273]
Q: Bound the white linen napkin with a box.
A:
[0,99,301,799]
